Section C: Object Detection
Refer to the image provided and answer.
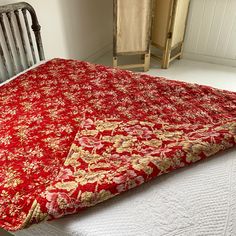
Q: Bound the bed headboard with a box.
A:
[0,2,45,83]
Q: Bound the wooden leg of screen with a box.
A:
[144,53,150,72]
[162,47,171,69]
[113,56,118,67]
[177,43,184,60]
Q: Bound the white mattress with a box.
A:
[0,60,47,87]
[4,61,236,236]
[12,149,236,236]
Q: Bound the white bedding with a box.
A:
[12,149,236,236]
[0,61,47,87]
[4,61,236,236]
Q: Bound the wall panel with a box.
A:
[184,0,236,66]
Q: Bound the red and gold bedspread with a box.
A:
[0,59,236,231]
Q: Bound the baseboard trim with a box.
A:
[85,43,112,63]
[183,52,236,67]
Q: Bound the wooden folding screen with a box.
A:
[113,0,152,72]
[152,0,190,69]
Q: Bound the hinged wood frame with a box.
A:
[151,0,190,69]
[113,0,152,72]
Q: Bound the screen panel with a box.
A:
[115,0,152,54]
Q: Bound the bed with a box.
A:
[0,2,236,236]
[4,59,235,236]
[14,148,236,236]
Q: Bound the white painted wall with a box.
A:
[183,0,236,67]
[0,0,113,61]
[1,0,235,68]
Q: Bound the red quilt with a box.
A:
[0,58,236,231]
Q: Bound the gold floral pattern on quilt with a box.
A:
[37,118,236,223]
[0,58,236,231]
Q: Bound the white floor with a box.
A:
[0,228,12,236]
[95,52,236,92]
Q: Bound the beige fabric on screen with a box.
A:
[116,0,151,53]
[171,0,190,47]
[152,0,172,48]
[152,0,190,48]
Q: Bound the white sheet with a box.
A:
[13,149,236,236]
[0,60,48,87]
[4,60,236,236]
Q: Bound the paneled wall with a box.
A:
[1,0,235,69]
[184,0,236,67]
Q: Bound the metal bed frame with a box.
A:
[0,2,44,83]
